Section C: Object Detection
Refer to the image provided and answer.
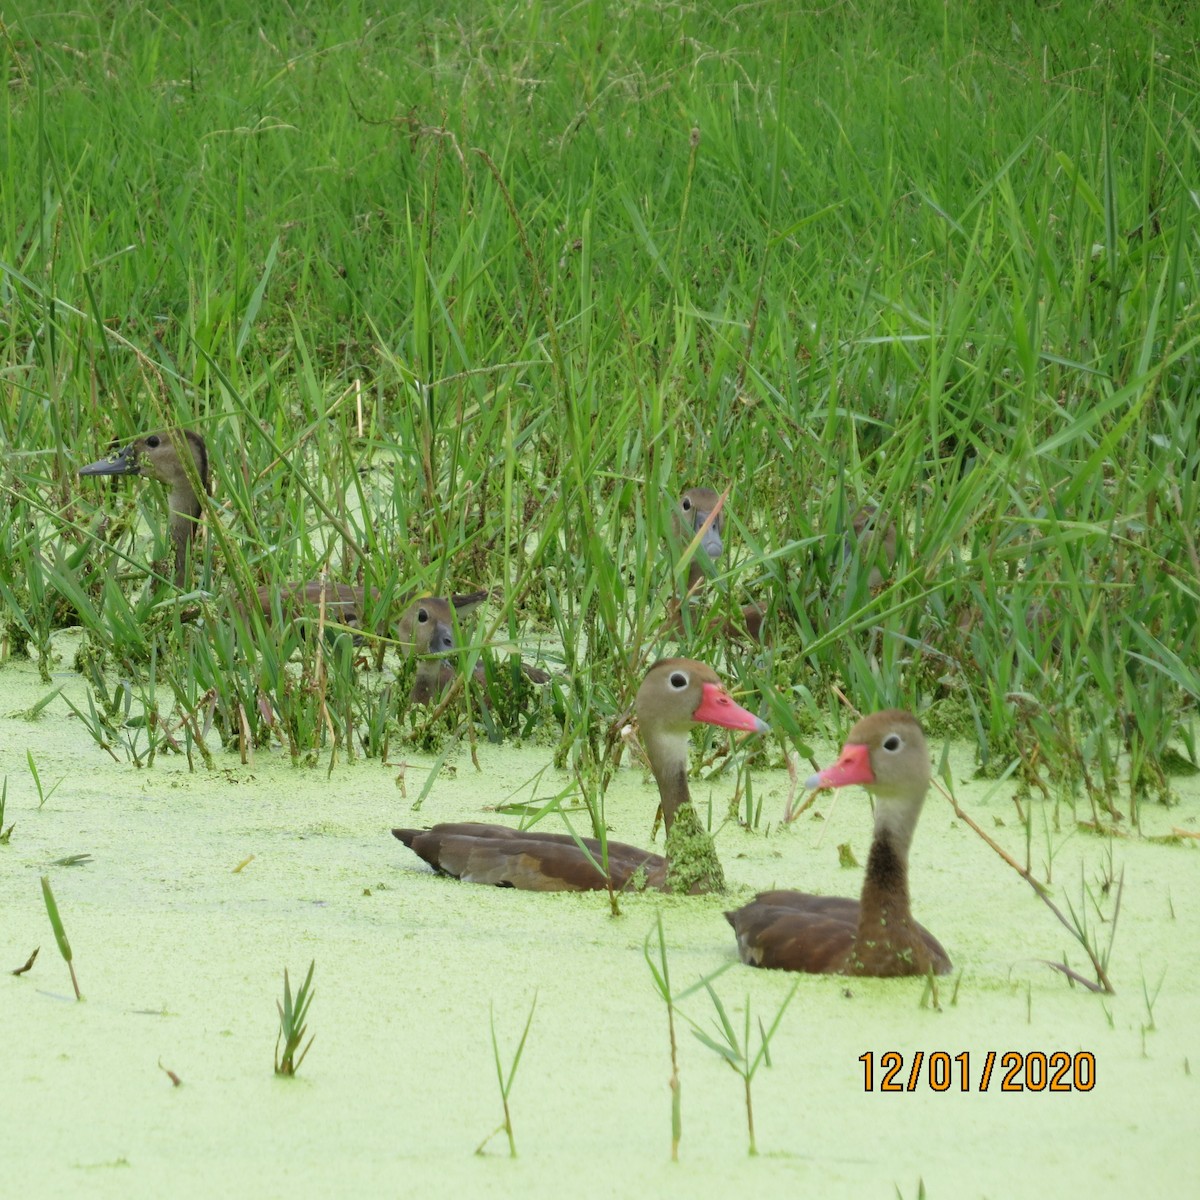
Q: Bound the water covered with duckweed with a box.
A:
[3,637,1196,1197]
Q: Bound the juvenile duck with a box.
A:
[666,486,765,641]
[726,710,950,976]
[260,581,552,693]
[847,504,898,590]
[78,432,523,696]
[79,429,209,588]
[257,581,491,701]
[673,486,726,594]
[393,658,767,892]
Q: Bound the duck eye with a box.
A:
[146,436,160,448]
[417,607,430,623]
[882,734,901,752]
[668,671,688,690]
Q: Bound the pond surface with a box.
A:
[3,639,1196,1198]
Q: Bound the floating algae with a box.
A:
[664,803,726,894]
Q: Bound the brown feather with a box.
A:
[393,824,666,892]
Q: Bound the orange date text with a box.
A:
[858,1050,1095,1093]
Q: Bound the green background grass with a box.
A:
[2,1,1198,814]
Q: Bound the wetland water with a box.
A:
[3,642,1196,1197]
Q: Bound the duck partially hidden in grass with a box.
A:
[665,487,765,642]
[393,658,767,892]
[79,429,209,588]
[77,430,540,699]
[726,710,951,976]
[258,581,494,703]
[848,504,898,590]
[674,486,726,594]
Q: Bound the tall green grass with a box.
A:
[1,1,1198,809]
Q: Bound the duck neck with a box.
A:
[643,728,692,835]
[857,794,921,930]
[166,432,208,588]
[168,486,202,588]
[647,724,726,894]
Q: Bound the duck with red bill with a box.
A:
[393,658,767,893]
[727,710,950,976]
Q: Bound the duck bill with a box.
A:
[79,445,139,478]
[690,498,724,560]
[693,682,768,734]
[806,741,873,789]
[698,522,723,560]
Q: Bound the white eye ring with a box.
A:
[668,670,689,690]
[882,733,902,752]
[681,496,692,511]
[417,608,430,623]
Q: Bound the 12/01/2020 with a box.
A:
[859,1050,1096,1092]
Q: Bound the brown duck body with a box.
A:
[394,658,767,893]
[847,504,898,590]
[394,823,671,891]
[726,710,950,977]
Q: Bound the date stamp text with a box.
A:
[859,1050,1095,1092]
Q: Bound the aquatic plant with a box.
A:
[0,0,1196,851]
[1140,965,1166,1039]
[476,995,536,1158]
[11,947,39,977]
[40,875,81,1000]
[643,914,735,1162]
[58,651,176,767]
[0,776,12,844]
[688,978,798,1156]
[643,914,685,1161]
[50,854,93,868]
[942,764,1120,994]
[26,750,64,811]
[274,961,316,1077]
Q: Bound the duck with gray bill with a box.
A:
[78,431,537,697]
[79,429,210,588]
[673,486,725,593]
[258,581,492,702]
[667,486,765,641]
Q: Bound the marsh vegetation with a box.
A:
[2,1,1198,1193]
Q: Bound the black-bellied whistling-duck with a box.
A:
[77,432,523,695]
[393,658,767,892]
[847,504,898,590]
[79,430,209,588]
[254,581,491,703]
[397,593,486,704]
[256,581,489,633]
[667,487,765,641]
[726,710,950,976]
[674,487,725,594]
